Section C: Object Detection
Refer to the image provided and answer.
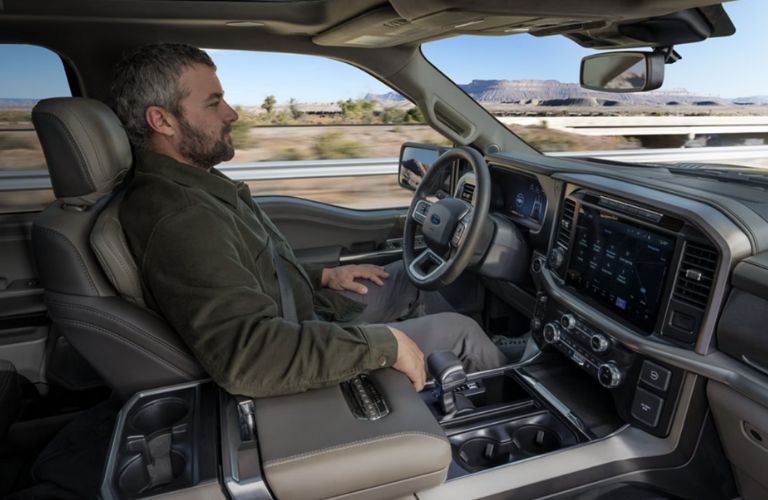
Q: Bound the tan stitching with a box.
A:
[263,432,447,468]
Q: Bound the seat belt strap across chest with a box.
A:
[270,244,299,323]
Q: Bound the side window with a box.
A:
[210,50,448,209]
[0,45,71,213]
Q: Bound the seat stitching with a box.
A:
[47,300,191,359]
[56,319,194,378]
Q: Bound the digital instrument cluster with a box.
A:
[493,170,547,225]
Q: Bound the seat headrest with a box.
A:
[32,97,132,207]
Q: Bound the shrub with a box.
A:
[270,146,308,161]
[231,107,260,149]
[0,133,37,150]
[313,130,368,159]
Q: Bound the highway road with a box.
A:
[497,116,768,138]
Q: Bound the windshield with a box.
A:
[422,1,768,171]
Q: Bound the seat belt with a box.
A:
[271,244,298,323]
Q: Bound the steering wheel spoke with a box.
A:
[411,199,432,225]
[450,207,473,248]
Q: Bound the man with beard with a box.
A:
[112,43,507,398]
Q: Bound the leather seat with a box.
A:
[31,97,205,397]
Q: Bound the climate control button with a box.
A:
[542,323,561,344]
[549,247,565,269]
[590,334,610,353]
[598,363,622,388]
[560,313,576,330]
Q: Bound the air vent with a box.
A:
[673,241,718,309]
[556,199,576,247]
[460,183,475,202]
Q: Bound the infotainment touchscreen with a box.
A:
[565,205,675,332]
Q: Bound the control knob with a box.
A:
[542,323,561,344]
[590,334,610,353]
[598,363,622,388]
[549,247,566,269]
[560,313,576,330]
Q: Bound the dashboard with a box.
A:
[476,151,767,437]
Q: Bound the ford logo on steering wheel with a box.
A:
[430,214,441,225]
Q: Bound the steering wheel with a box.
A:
[403,147,491,290]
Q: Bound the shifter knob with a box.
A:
[426,351,467,393]
[426,352,469,417]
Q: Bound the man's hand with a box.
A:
[389,327,426,391]
[321,264,389,295]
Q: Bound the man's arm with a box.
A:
[142,205,422,397]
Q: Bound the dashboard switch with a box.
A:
[631,387,664,428]
[560,314,576,330]
[597,363,622,388]
[640,361,671,392]
[590,334,609,353]
[542,323,561,344]
[549,247,565,269]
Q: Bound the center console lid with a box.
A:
[251,369,451,500]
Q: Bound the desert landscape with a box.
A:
[2,79,767,209]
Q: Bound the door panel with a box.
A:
[708,381,768,500]
[709,251,768,500]
[0,213,48,382]
[258,196,408,266]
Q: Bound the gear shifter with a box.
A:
[426,351,474,417]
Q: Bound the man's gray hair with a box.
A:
[111,43,215,150]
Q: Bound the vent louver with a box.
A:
[673,241,718,309]
[460,183,475,202]
[557,199,576,247]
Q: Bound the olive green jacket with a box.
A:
[119,151,396,397]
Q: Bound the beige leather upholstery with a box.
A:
[32,97,131,206]
[254,369,451,500]
[91,191,146,307]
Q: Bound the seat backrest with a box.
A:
[31,97,204,397]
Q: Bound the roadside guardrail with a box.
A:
[2,145,767,191]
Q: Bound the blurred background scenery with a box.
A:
[1,1,766,209]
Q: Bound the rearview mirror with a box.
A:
[580,51,665,92]
[398,143,443,192]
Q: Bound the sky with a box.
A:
[1,0,765,104]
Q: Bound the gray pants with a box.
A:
[338,261,507,373]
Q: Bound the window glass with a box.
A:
[421,1,768,169]
[0,45,71,171]
[0,45,71,212]
[209,50,448,209]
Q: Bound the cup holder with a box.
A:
[118,449,187,496]
[513,425,561,456]
[129,397,189,435]
[457,438,513,471]
[450,412,576,472]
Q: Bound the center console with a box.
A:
[530,188,719,437]
[100,356,596,499]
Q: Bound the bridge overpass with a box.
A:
[497,116,768,147]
